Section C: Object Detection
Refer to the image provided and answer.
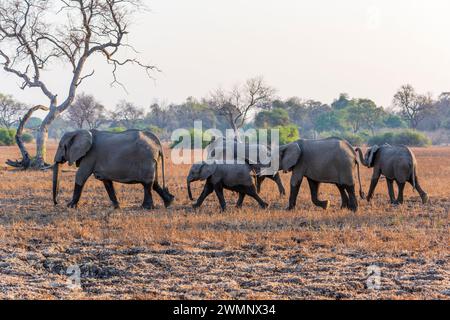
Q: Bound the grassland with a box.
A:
[0,143,448,299]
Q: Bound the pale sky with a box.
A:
[1,0,450,116]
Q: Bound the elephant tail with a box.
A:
[355,159,366,200]
[160,149,167,190]
[144,130,167,190]
[405,146,416,191]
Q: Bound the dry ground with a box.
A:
[0,143,448,299]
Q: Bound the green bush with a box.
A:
[320,131,368,146]
[22,132,34,143]
[170,128,212,149]
[0,128,16,146]
[107,126,127,133]
[248,124,300,145]
[275,124,300,145]
[368,130,431,147]
[340,132,365,146]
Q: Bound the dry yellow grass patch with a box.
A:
[0,144,448,299]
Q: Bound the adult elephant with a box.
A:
[52,129,174,209]
[205,136,285,195]
[272,137,365,211]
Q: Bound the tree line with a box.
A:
[1,80,449,147]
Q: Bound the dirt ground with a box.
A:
[0,143,448,299]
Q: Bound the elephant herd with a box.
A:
[52,129,429,212]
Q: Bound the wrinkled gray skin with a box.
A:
[272,137,365,211]
[206,137,285,195]
[53,129,174,209]
[356,144,428,204]
[187,162,268,211]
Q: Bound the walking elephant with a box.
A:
[52,129,174,209]
[271,137,365,211]
[356,144,428,204]
[205,136,285,195]
[187,161,268,211]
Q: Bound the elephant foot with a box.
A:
[286,205,296,211]
[259,202,268,209]
[67,201,78,209]
[192,203,201,209]
[320,200,330,210]
[390,200,400,206]
[142,203,155,210]
[112,203,121,210]
[421,193,429,204]
[163,197,174,208]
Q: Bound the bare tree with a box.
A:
[66,93,106,129]
[0,93,27,129]
[208,76,275,133]
[0,0,156,168]
[393,84,433,129]
[112,100,144,129]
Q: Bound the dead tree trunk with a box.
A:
[6,105,49,169]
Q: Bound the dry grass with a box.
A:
[0,143,448,299]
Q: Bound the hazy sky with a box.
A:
[1,0,450,115]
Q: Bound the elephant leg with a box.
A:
[142,182,155,209]
[213,183,227,211]
[67,183,84,208]
[366,172,381,202]
[68,169,91,208]
[336,184,350,209]
[256,176,265,193]
[193,182,214,208]
[236,193,245,208]
[411,176,429,204]
[307,178,329,210]
[267,173,286,195]
[102,180,120,209]
[345,185,358,212]
[287,175,303,210]
[386,178,397,204]
[396,181,405,204]
[153,181,174,208]
[245,185,268,209]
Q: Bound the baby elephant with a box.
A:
[356,144,428,204]
[186,162,268,210]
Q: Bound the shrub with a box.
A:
[320,131,368,146]
[368,130,431,147]
[340,132,365,146]
[170,128,212,149]
[22,132,34,143]
[107,126,127,133]
[248,124,300,145]
[0,128,16,146]
[275,124,300,145]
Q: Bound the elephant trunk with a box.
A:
[187,177,194,201]
[52,162,61,205]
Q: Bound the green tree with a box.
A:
[254,108,290,128]
[331,93,351,110]
[346,99,385,134]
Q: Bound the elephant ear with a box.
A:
[367,145,380,168]
[279,143,301,171]
[67,130,93,165]
[199,162,217,180]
